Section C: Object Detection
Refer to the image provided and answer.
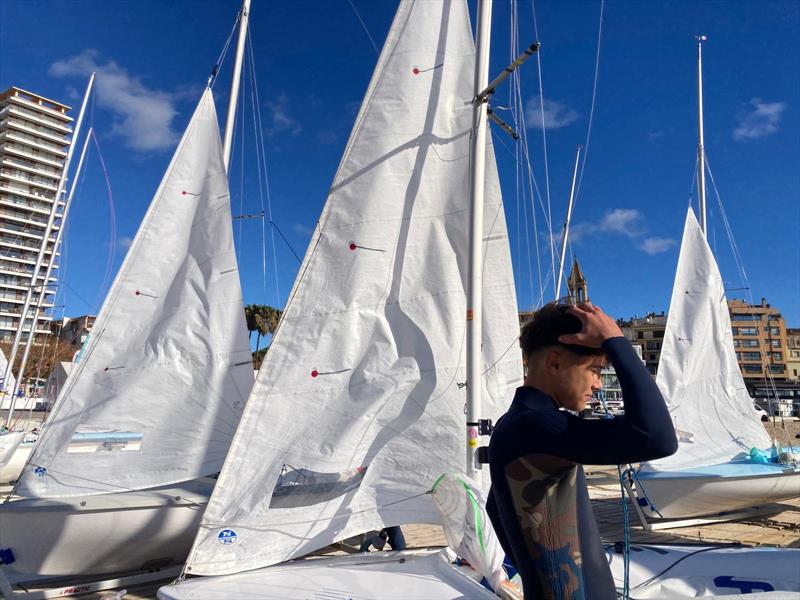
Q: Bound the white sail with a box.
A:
[643,208,770,471]
[185,0,521,576]
[14,89,254,497]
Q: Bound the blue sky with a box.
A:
[1,0,798,330]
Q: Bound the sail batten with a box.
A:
[15,89,254,498]
[186,0,520,576]
[643,208,770,472]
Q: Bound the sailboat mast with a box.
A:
[466,0,493,478]
[555,146,582,300]
[222,0,251,173]
[3,73,95,428]
[696,35,708,236]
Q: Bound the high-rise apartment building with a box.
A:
[728,298,789,383]
[0,87,71,342]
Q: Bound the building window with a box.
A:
[653,330,664,338]
[773,352,783,361]
[771,339,781,348]
[738,327,757,335]
[792,350,800,358]
[646,341,661,350]
[637,331,643,340]
[768,365,785,374]
[742,352,761,361]
[742,364,761,373]
[741,339,759,348]
[731,314,757,321]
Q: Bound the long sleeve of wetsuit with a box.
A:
[527,337,677,465]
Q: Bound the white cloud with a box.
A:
[49,49,184,152]
[733,98,786,140]
[265,93,301,137]
[640,237,677,255]
[525,95,579,130]
[598,208,643,237]
[566,209,675,256]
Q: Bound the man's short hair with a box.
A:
[520,302,605,362]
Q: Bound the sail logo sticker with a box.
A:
[217,529,238,545]
[34,466,47,478]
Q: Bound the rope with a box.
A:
[598,389,630,598]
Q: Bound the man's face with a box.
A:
[550,350,606,412]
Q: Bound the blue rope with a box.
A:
[598,390,630,598]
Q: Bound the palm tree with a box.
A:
[243,304,282,369]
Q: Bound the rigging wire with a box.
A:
[530,0,557,294]
[704,157,794,454]
[209,10,241,87]
[246,30,281,304]
[573,0,605,205]
[347,0,380,55]
[87,129,117,310]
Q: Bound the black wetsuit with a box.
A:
[487,337,678,599]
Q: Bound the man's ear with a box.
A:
[543,348,560,372]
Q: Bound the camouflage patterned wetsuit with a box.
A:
[487,337,677,599]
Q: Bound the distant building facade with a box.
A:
[728,298,789,384]
[0,87,72,342]
[786,328,800,382]
[620,312,666,375]
[52,314,96,348]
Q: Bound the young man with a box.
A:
[487,301,677,599]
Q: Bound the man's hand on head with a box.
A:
[558,302,624,348]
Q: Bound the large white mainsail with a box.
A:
[14,89,254,498]
[642,208,770,471]
[185,0,521,576]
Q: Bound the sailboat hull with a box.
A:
[606,543,800,598]
[635,463,800,519]
[0,478,213,585]
[158,549,497,600]
[0,436,31,484]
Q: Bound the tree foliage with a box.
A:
[244,304,282,368]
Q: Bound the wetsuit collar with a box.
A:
[512,385,560,412]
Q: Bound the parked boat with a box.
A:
[0,84,253,588]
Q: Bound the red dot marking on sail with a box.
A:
[412,68,420,75]
[104,367,109,372]
[182,191,187,195]
[311,370,319,378]
[135,290,140,296]
[349,243,357,251]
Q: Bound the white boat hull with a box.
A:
[606,543,800,598]
[635,465,800,519]
[158,549,497,600]
[0,440,33,484]
[0,478,213,585]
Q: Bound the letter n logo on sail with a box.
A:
[217,529,238,546]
